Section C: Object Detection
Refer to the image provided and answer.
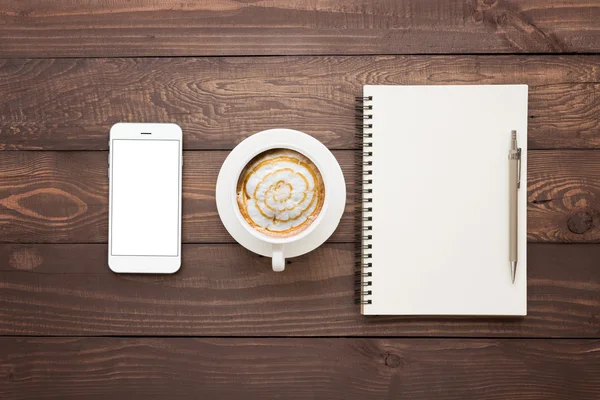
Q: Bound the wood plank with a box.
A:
[1,0,599,57]
[0,150,355,243]
[2,56,600,150]
[0,338,599,399]
[528,150,600,242]
[3,150,600,244]
[0,243,598,336]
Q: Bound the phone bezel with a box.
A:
[108,123,183,274]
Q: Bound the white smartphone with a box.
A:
[108,123,183,273]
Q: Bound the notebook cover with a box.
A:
[359,85,528,316]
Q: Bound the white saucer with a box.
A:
[216,129,346,258]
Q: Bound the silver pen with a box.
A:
[508,130,521,283]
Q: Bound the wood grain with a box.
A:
[1,0,599,57]
[2,1,599,397]
[2,56,600,150]
[0,150,355,243]
[528,151,600,242]
[1,338,599,400]
[0,243,598,336]
[3,150,600,244]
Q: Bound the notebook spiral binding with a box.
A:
[354,96,373,305]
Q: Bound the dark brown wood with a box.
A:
[528,150,600,243]
[2,56,600,150]
[0,242,598,336]
[1,0,600,58]
[2,150,600,244]
[2,1,599,397]
[0,150,355,243]
[1,337,599,399]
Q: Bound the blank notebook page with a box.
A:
[362,85,528,316]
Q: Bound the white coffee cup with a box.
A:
[232,145,329,272]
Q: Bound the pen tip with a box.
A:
[511,261,517,284]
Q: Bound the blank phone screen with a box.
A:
[110,139,180,256]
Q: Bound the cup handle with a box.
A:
[272,244,285,272]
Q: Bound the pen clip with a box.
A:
[517,148,522,189]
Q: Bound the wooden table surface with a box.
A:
[1,1,600,399]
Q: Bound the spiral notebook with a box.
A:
[357,85,528,316]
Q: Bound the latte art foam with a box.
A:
[236,149,325,238]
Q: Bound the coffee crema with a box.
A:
[236,149,325,238]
